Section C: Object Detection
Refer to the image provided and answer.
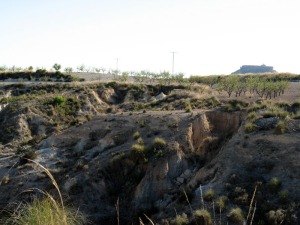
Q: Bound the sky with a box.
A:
[1,0,300,76]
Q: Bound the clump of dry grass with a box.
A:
[3,159,86,225]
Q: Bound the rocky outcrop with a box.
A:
[232,64,276,74]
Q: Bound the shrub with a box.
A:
[274,120,288,134]
[245,122,255,133]
[184,99,192,112]
[133,131,140,140]
[262,106,289,119]
[279,190,289,203]
[233,187,248,205]
[137,137,144,145]
[6,198,86,225]
[266,209,285,225]
[53,95,66,106]
[152,137,167,150]
[247,112,257,122]
[268,177,282,193]
[1,175,9,185]
[227,208,244,224]
[203,188,215,201]
[216,196,228,211]
[193,209,212,225]
[131,144,145,154]
[170,213,189,225]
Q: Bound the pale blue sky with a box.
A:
[1,0,300,75]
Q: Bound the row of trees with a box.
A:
[216,75,289,99]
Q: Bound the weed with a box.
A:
[216,196,228,211]
[203,188,215,201]
[274,120,288,134]
[3,159,86,225]
[245,122,256,133]
[1,175,9,185]
[268,177,282,193]
[266,209,285,225]
[137,137,144,145]
[131,144,145,154]
[53,95,66,106]
[193,209,212,225]
[170,213,189,225]
[234,186,248,205]
[279,190,289,203]
[247,112,257,122]
[152,137,167,150]
[132,131,141,140]
[6,198,85,225]
[227,207,245,224]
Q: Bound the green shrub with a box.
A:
[193,209,212,225]
[53,95,66,106]
[227,207,244,224]
[268,177,282,193]
[245,122,255,133]
[203,188,215,201]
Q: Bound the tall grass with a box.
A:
[3,159,86,225]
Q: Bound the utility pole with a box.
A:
[115,58,119,79]
[116,58,119,72]
[171,51,177,76]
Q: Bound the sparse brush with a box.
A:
[137,137,144,145]
[133,131,140,140]
[274,120,288,134]
[227,207,245,224]
[1,175,9,185]
[193,209,212,225]
[203,188,215,201]
[170,213,189,225]
[6,198,86,225]
[152,137,167,150]
[291,111,300,119]
[262,106,289,119]
[247,112,257,122]
[216,196,228,211]
[3,159,86,225]
[279,190,289,203]
[131,144,145,153]
[268,177,282,193]
[245,122,256,133]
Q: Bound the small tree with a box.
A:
[28,66,33,71]
[119,72,129,82]
[52,63,61,72]
[77,64,85,72]
[0,65,7,72]
[64,67,73,74]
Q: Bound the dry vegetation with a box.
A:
[0,72,299,224]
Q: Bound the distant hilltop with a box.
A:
[232,64,276,74]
